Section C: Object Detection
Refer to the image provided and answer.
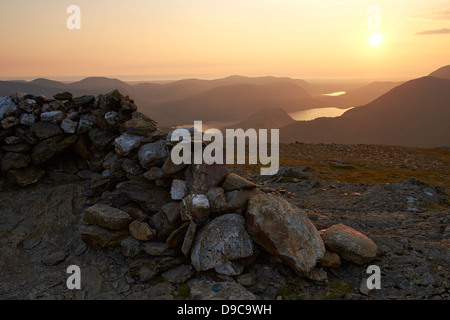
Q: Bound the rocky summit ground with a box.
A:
[0,143,448,300]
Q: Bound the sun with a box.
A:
[369,33,383,47]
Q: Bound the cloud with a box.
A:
[415,28,450,35]
[413,8,450,21]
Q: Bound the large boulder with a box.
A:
[190,214,254,271]
[246,193,325,275]
[320,224,377,265]
[116,179,171,212]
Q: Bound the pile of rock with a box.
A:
[0,90,378,288]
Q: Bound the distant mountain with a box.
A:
[146,82,330,127]
[429,65,450,80]
[224,107,295,130]
[319,81,404,108]
[280,76,450,148]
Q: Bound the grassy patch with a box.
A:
[176,283,191,300]
[319,280,354,300]
[276,284,303,300]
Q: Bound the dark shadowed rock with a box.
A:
[188,278,257,300]
[31,134,78,165]
[79,224,129,247]
[116,178,171,212]
[206,188,228,214]
[138,140,169,168]
[1,152,30,172]
[53,92,73,100]
[32,122,62,139]
[129,256,185,282]
[83,204,133,230]
[181,221,197,256]
[186,162,228,194]
[190,214,254,272]
[6,166,45,186]
[246,193,325,275]
[321,224,377,265]
[65,95,95,109]
[222,173,256,192]
[122,116,157,137]
[88,129,116,151]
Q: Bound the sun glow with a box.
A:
[369,33,384,47]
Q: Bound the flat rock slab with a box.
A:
[83,204,133,230]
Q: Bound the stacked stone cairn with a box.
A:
[0,90,377,286]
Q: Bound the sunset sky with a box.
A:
[0,0,449,81]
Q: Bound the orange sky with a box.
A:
[0,0,449,81]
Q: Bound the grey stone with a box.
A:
[190,214,254,271]
[222,173,257,192]
[115,133,146,156]
[180,194,210,222]
[138,140,169,168]
[170,179,187,201]
[60,118,78,134]
[188,278,257,300]
[40,111,65,124]
[32,122,62,139]
[246,193,325,275]
[162,264,194,284]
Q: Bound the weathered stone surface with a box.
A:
[115,133,146,156]
[116,179,171,212]
[214,261,245,276]
[122,116,157,137]
[222,173,256,192]
[1,152,30,172]
[121,236,143,258]
[160,202,181,225]
[129,220,156,241]
[170,179,187,201]
[246,193,325,275]
[65,95,95,109]
[188,278,257,300]
[236,273,257,287]
[83,204,133,230]
[180,194,210,222]
[161,155,187,175]
[31,135,78,165]
[6,166,45,186]
[79,224,129,247]
[120,157,145,176]
[143,167,164,181]
[19,113,35,126]
[53,92,73,100]
[2,117,19,129]
[186,162,228,194]
[190,214,254,271]
[321,224,377,265]
[129,257,185,282]
[206,188,228,214]
[40,111,65,124]
[162,264,194,284]
[0,97,18,119]
[32,122,62,139]
[1,143,31,153]
[88,129,116,151]
[166,222,190,249]
[41,251,67,266]
[138,140,169,168]
[181,221,197,256]
[60,118,78,134]
[143,242,177,256]
[225,189,261,213]
[321,250,341,268]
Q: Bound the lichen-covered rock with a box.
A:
[246,193,325,275]
[321,224,377,265]
[190,214,254,271]
[114,133,146,156]
[170,179,187,200]
[60,118,78,134]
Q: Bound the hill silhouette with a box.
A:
[147,82,330,127]
[429,65,450,80]
[223,107,295,130]
[280,76,450,148]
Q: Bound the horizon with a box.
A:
[1,1,449,80]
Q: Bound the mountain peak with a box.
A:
[429,65,450,80]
